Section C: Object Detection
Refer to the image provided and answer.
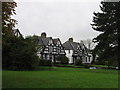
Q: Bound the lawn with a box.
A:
[2,67,118,88]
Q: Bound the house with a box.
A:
[37,32,66,63]
[13,29,22,37]
[63,38,93,64]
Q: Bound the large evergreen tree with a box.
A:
[91,2,120,66]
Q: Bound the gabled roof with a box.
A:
[38,37,52,46]
[62,41,73,50]
[63,41,79,51]
[71,42,79,51]
[53,38,64,47]
[13,29,22,37]
[63,40,89,56]
[53,38,59,45]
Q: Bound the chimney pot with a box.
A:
[69,38,73,42]
[41,32,46,38]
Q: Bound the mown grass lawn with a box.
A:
[2,67,118,88]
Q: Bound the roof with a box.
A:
[53,38,59,45]
[13,29,22,37]
[63,41,80,51]
[38,37,52,46]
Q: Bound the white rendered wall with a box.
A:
[82,56,86,63]
[82,54,93,64]
[65,50,73,64]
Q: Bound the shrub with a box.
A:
[39,60,52,66]
[3,36,40,70]
[74,59,82,66]
[83,63,91,68]
[57,56,69,64]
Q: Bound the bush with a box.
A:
[39,60,52,66]
[83,64,91,68]
[2,36,40,70]
[57,56,69,64]
[74,59,82,66]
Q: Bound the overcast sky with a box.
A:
[13,0,102,43]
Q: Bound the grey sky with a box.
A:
[13,0,102,43]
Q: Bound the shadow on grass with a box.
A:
[35,66,56,71]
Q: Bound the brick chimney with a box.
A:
[41,32,46,38]
[68,38,73,42]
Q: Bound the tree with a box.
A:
[91,2,120,66]
[2,1,17,39]
[3,35,40,70]
[2,1,40,70]
[2,1,18,69]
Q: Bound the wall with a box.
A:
[65,50,73,64]
[82,54,93,64]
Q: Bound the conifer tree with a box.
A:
[91,2,120,66]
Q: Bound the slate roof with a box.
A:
[63,41,80,51]
[38,37,52,46]
[62,41,73,50]
[53,38,64,47]
[53,38,59,45]
[63,40,89,56]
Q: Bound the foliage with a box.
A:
[3,36,40,70]
[91,2,120,66]
[2,2,17,42]
[3,67,118,88]
[83,63,91,68]
[57,56,69,64]
[2,2,40,70]
[39,60,52,66]
[74,59,82,66]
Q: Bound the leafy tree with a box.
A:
[91,2,120,66]
[2,1,18,69]
[2,1,40,70]
[2,1,17,40]
[3,35,40,70]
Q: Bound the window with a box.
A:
[47,55,49,60]
[49,40,53,44]
[43,55,45,60]
[68,50,70,54]
[86,57,87,62]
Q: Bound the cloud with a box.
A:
[13,1,102,43]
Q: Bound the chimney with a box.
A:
[68,38,73,42]
[41,32,46,38]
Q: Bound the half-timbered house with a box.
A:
[13,29,22,37]
[63,38,92,64]
[37,32,66,63]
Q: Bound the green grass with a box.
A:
[56,64,116,68]
[92,65,116,68]
[2,67,118,88]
